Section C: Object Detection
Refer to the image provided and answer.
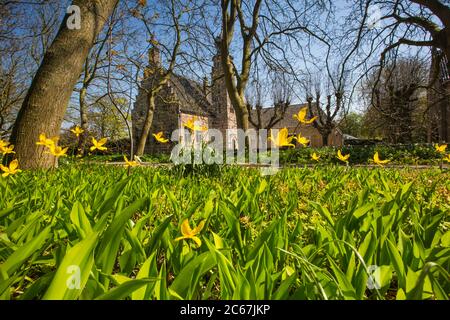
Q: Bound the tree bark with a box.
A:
[8,0,118,169]
[135,94,156,157]
[321,129,332,147]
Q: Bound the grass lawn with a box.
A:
[0,165,448,300]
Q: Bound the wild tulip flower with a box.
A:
[183,117,197,131]
[337,150,350,163]
[269,128,295,148]
[0,159,22,177]
[0,144,15,155]
[444,154,450,163]
[124,155,139,168]
[295,133,310,147]
[71,126,84,138]
[36,133,58,148]
[311,152,320,161]
[153,132,169,143]
[373,152,390,166]
[46,145,68,158]
[293,107,317,124]
[175,219,205,247]
[435,144,447,154]
[183,117,206,132]
[0,140,8,149]
[90,138,108,152]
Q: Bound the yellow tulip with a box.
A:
[295,133,310,147]
[435,144,447,154]
[183,117,197,131]
[183,117,207,132]
[153,132,169,143]
[337,150,350,163]
[293,107,318,124]
[311,152,320,161]
[0,143,15,155]
[0,140,8,148]
[373,152,390,166]
[90,138,108,152]
[444,154,450,163]
[269,128,295,148]
[124,155,139,168]
[175,219,205,247]
[0,159,22,177]
[70,126,84,137]
[36,133,58,148]
[46,145,68,158]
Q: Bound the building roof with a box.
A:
[167,73,214,117]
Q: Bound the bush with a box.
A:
[280,144,444,165]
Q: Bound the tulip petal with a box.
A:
[9,160,18,171]
[192,220,206,234]
[191,236,202,247]
[180,219,193,236]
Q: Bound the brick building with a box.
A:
[132,46,343,153]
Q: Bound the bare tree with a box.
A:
[246,70,292,130]
[217,0,329,133]
[7,0,119,169]
[0,1,64,139]
[355,0,450,142]
[362,57,429,143]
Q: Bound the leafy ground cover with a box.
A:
[73,144,448,166]
[0,165,448,300]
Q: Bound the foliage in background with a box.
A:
[280,144,445,165]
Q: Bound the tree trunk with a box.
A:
[77,86,89,155]
[235,102,250,132]
[135,94,156,157]
[8,0,118,169]
[321,131,331,146]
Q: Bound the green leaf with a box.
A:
[386,239,406,289]
[170,251,215,298]
[0,226,51,279]
[132,252,159,300]
[70,201,92,239]
[146,215,173,255]
[328,257,357,300]
[43,232,99,300]
[95,279,157,300]
[309,201,334,226]
[97,198,147,277]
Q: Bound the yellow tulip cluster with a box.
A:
[0,139,15,156]
[0,139,21,177]
[268,107,318,148]
[36,133,68,158]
